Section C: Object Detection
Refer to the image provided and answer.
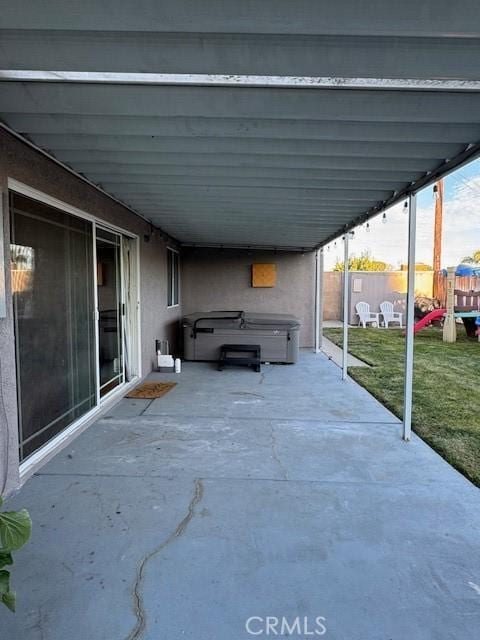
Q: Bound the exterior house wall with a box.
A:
[0,129,181,495]
[181,247,315,348]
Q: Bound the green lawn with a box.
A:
[324,326,480,486]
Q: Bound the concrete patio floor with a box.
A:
[3,350,480,639]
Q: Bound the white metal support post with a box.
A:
[403,193,417,441]
[319,247,324,352]
[314,249,320,352]
[342,234,349,380]
[314,247,324,353]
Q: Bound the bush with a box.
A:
[0,496,32,612]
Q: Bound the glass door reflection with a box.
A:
[10,192,96,460]
[96,228,124,397]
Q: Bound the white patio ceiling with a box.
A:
[1,1,480,250]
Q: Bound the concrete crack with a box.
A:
[269,424,288,481]
[29,608,47,640]
[125,478,204,640]
[139,399,156,416]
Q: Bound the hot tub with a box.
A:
[182,311,301,363]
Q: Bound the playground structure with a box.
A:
[414,266,480,342]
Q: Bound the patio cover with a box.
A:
[1,0,480,250]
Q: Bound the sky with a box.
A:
[324,157,480,271]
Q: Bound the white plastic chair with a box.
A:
[380,301,403,328]
[355,302,380,328]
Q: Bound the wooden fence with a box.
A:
[434,272,480,307]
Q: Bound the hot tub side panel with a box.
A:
[183,314,300,363]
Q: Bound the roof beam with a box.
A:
[180,244,309,252]
[98,178,401,192]
[24,133,463,159]
[6,113,479,144]
[95,176,404,190]
[3,84,480,123]
[75,166,420,182]
[2,32,480,81]
[59,153,439,172]
[126,205,364,215]
[107,185,389,200]
[3,70,480,92]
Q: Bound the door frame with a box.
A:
[8,178,142,477]
[95,223,126,401]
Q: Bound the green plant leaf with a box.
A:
[0,551,13,569]
[2,589,16,612]
[0,509,32,551]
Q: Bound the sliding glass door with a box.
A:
[10,191,135,461]
[95,227,124,397]
[10,192,96,460]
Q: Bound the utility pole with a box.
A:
[433,179,443,300]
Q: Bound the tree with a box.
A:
[400,262,433,271]
[462,250,480,264]
[333,250,389,272]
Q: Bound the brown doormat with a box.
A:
[126,381,177,399]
